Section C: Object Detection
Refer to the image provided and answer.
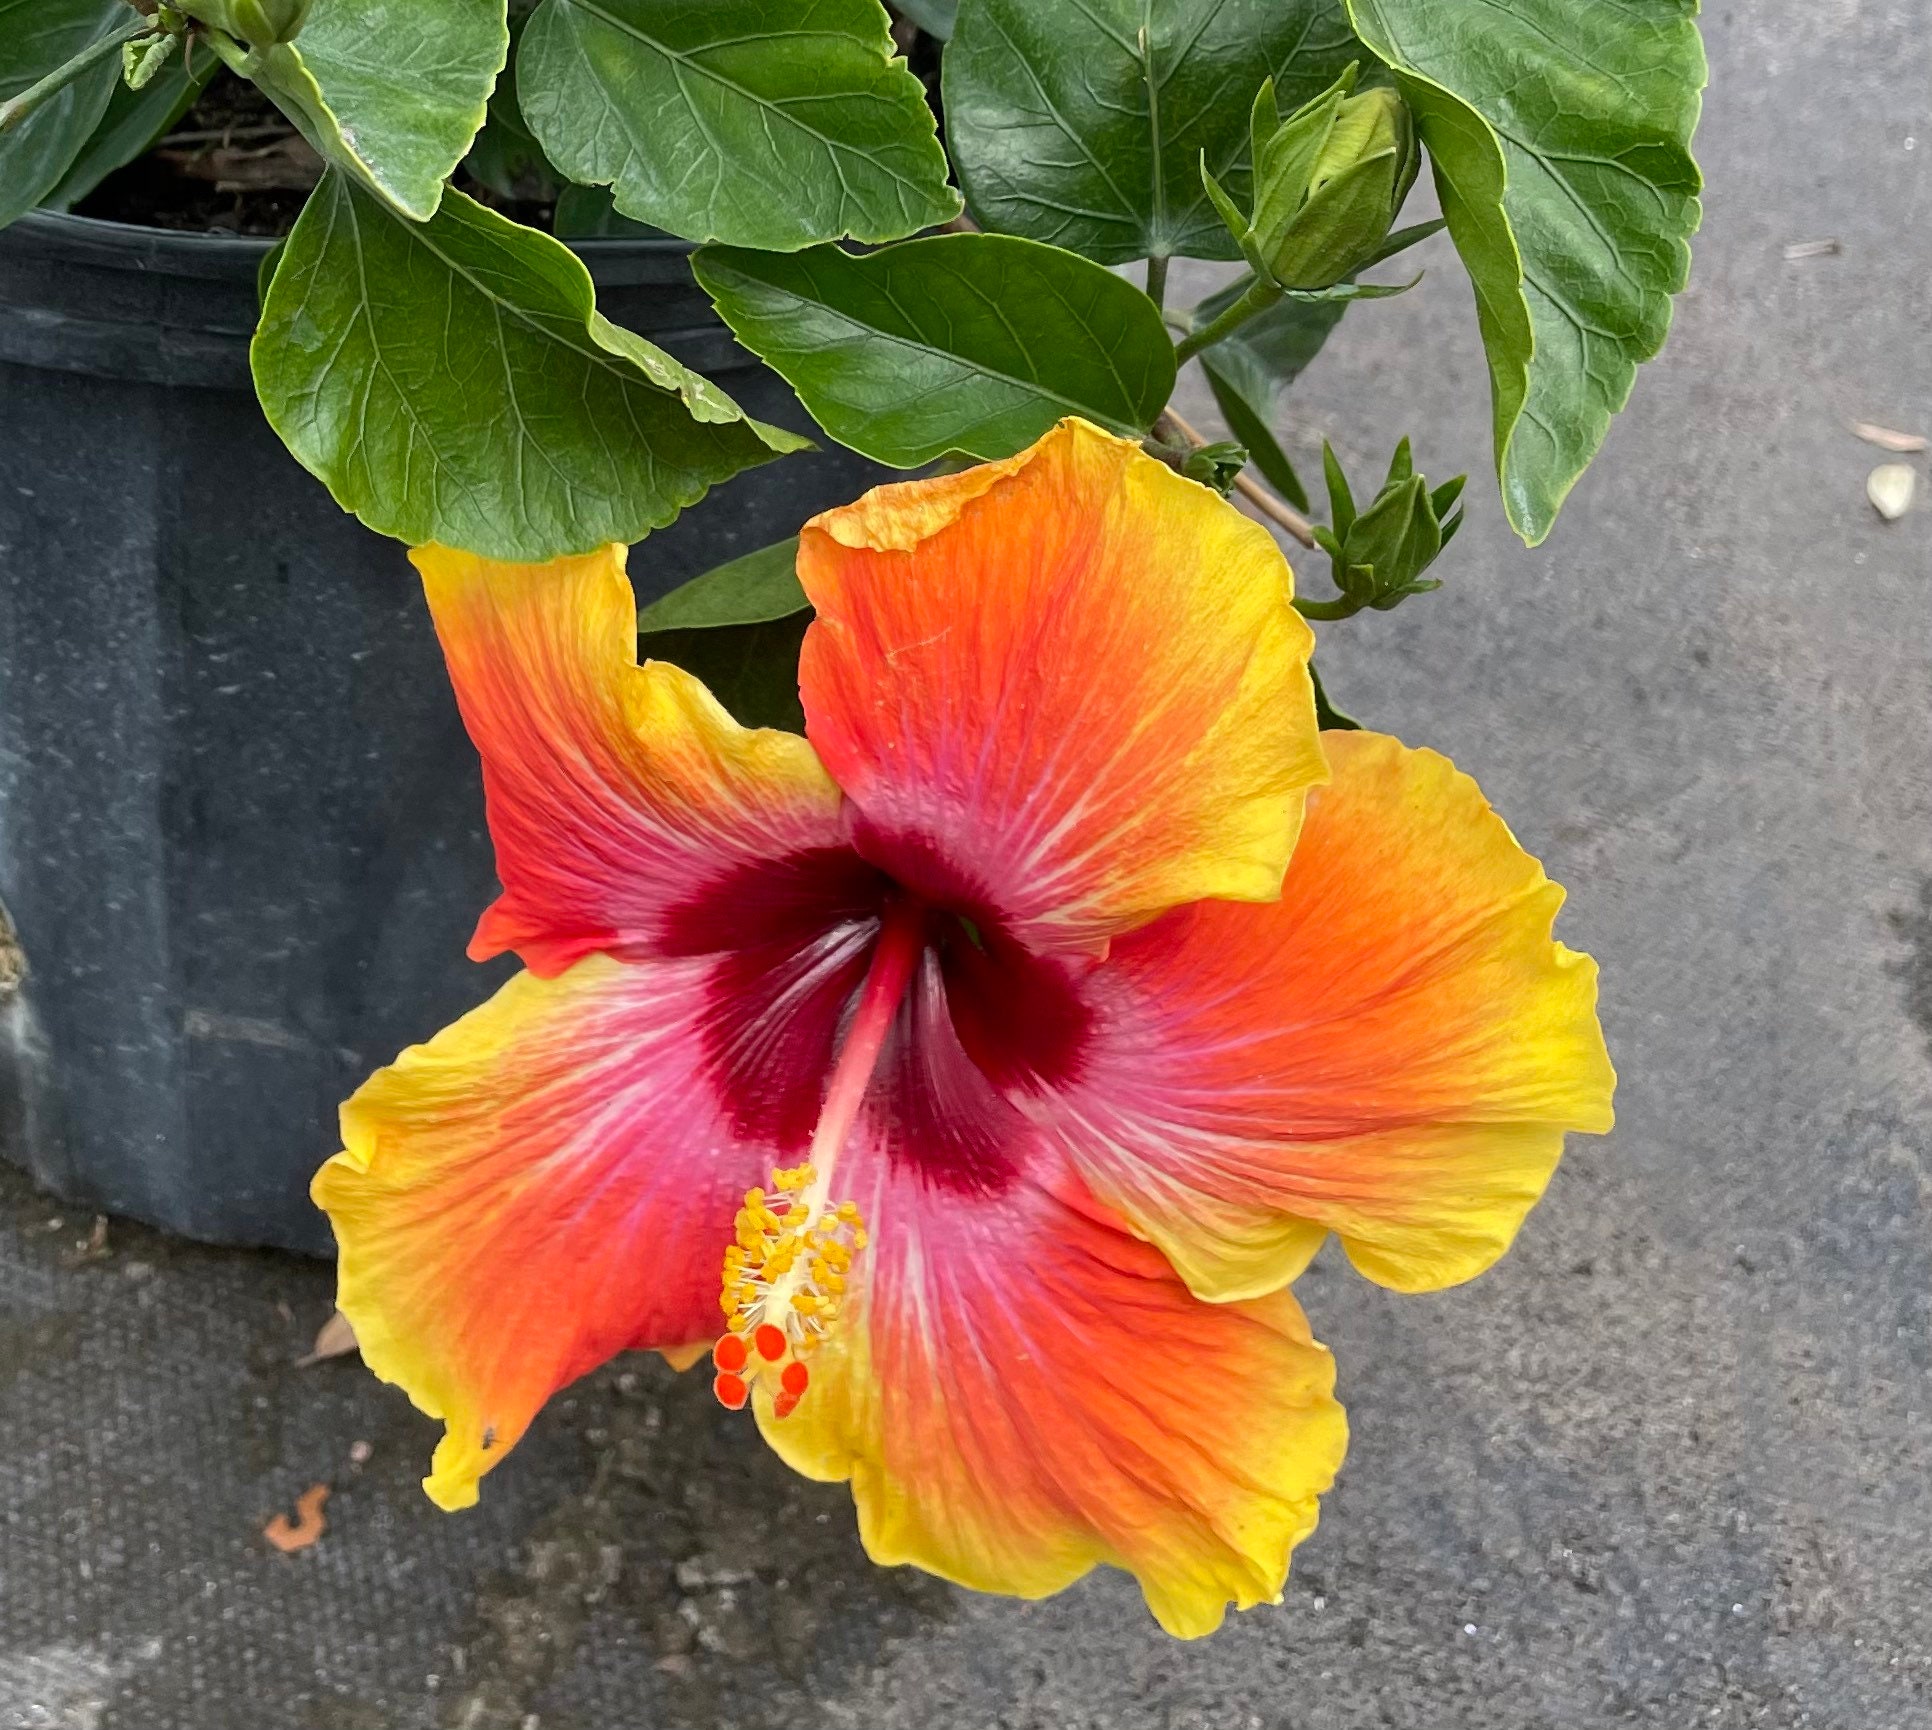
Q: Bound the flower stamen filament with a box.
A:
[714,896,926,1417]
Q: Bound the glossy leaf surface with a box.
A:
[253,172,806,558]
[1347,0,1704,543]
[695,233,1176,465]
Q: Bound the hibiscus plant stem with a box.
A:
[1145,251,1170,313]
[1171,274,1283,366]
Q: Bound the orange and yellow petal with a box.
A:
[415,543,846,976]
[1064,730,1616,1299]
[314,952,773,1510]
[760,1152,1346,1638]
[795,419,1326,957]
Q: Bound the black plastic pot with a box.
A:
[0,211,883,1254]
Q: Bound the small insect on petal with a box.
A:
[713,1334,748,1374]
[713,1372,750,1410]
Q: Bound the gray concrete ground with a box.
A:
[4,3,1931,1726]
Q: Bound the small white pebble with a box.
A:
[1463,1623,1479,1636]
[1868,462,1917,520]
[1732,1603,1745,1615]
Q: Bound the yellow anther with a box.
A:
[718,1161,871,1408]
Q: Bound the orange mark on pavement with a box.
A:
[263,1483,330,1552]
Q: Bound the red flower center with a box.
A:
[666,845,1092,1198]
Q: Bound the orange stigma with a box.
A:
[711,898,923,1418]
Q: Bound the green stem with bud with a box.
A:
[0,14,153,135]
[1292,595,1364,621]
[1171,273,1282,366]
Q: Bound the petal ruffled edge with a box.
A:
[1060,730,1616,1301]
[756,1161,1347,1638]
[315,954,770,1509]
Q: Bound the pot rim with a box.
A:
[10,207,700,289]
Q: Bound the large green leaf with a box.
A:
[44,51,215,211]
[943,0,1358,265]
[1346,0,1705,544]
[519,0,958,250]
[253,172,808,559]
[694,233,1176,466]
[248,0,509,220]
[0,0,127,227]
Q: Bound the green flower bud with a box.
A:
[1180,440,1250,497]
[1305,440,1465,619]
[1205,66,1419,293]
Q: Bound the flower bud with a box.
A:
[1206,67,1419,293]
[1311,440,1465,615]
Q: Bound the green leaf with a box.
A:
[463,3,565,203]
[694,232,1176,466]
[894,0,955,38]
[247,0,509,220]
[637,537,807,631]
[640,613,810,734]
[1205,374,1305,512]
[1193,277,1346,405]
[1193,279,1344,511]
[552,182,661,238]
[43,45,214,211]
[519,0,958,251]
[1346,0,1705,544]
[943,0,1358,265]
[1308,661,1361,730]
[0,1,129,227]
[252,172,808,559]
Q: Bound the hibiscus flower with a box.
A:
[314,418,1613,1637]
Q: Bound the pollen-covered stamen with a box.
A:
[712,896,924,1416]
[717,1162,868,1395]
